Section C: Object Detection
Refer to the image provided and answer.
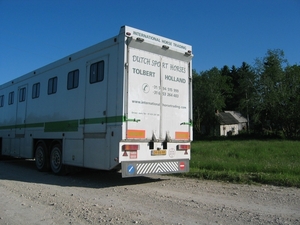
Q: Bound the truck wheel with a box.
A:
[35,142,50,171]
[50,144,66,175]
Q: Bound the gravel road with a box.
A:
[0,158,299,225]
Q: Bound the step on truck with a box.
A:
[0,26,193,177]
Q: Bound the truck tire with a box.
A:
[50,144,66,175]
[35,142,50,172]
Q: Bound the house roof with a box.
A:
[225,111,248,123]
[217,112,239,125]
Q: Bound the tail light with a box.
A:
[177,144,190,155]
[177,145,190,150]
[122,145,139,151]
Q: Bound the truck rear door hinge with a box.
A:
[180,122,192,126]
[125,117,141,123]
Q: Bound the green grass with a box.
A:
[183,140,300,187]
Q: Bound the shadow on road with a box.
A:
[0,158,166,189]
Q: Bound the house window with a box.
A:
[8,91,14,105]
[19,87,26,102]
[231,127,235,134]
[32,82,40,99]
[90,61,104,84]
[48,77,58,95]
[67,69,79,90]
[0,95,4,107]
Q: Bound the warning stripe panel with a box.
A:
[127,129,146,139]
[175,131,190,140]
[137,161,179,175]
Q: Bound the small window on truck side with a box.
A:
[0,95,4,107]
[67,69,79,90]
[48,77,58,95]
[32,82,40,99]
[8,91,14,105]
[19,87,26,102]
[90,61,104,84]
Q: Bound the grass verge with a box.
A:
[180,140,300,187]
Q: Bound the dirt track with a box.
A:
[0,158,299,225]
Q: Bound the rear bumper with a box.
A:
[121,159,189,177]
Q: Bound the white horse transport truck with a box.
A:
[0,26,193,177]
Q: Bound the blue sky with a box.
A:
[0,0,299,85]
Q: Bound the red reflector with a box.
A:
[122,145,139,151]
[177,145,190,150]
[179,162,185,170]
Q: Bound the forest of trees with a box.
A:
[192,49,300,138]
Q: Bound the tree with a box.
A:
[192,49,300,138]
[192,69,202,133]
[236,62,257,131]
[252,49,300,136]
[220,65,234,110]
[282,64,300,137]
[193,67,230,135]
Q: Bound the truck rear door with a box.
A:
[126,47,192,142]
[120,27,193,177]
